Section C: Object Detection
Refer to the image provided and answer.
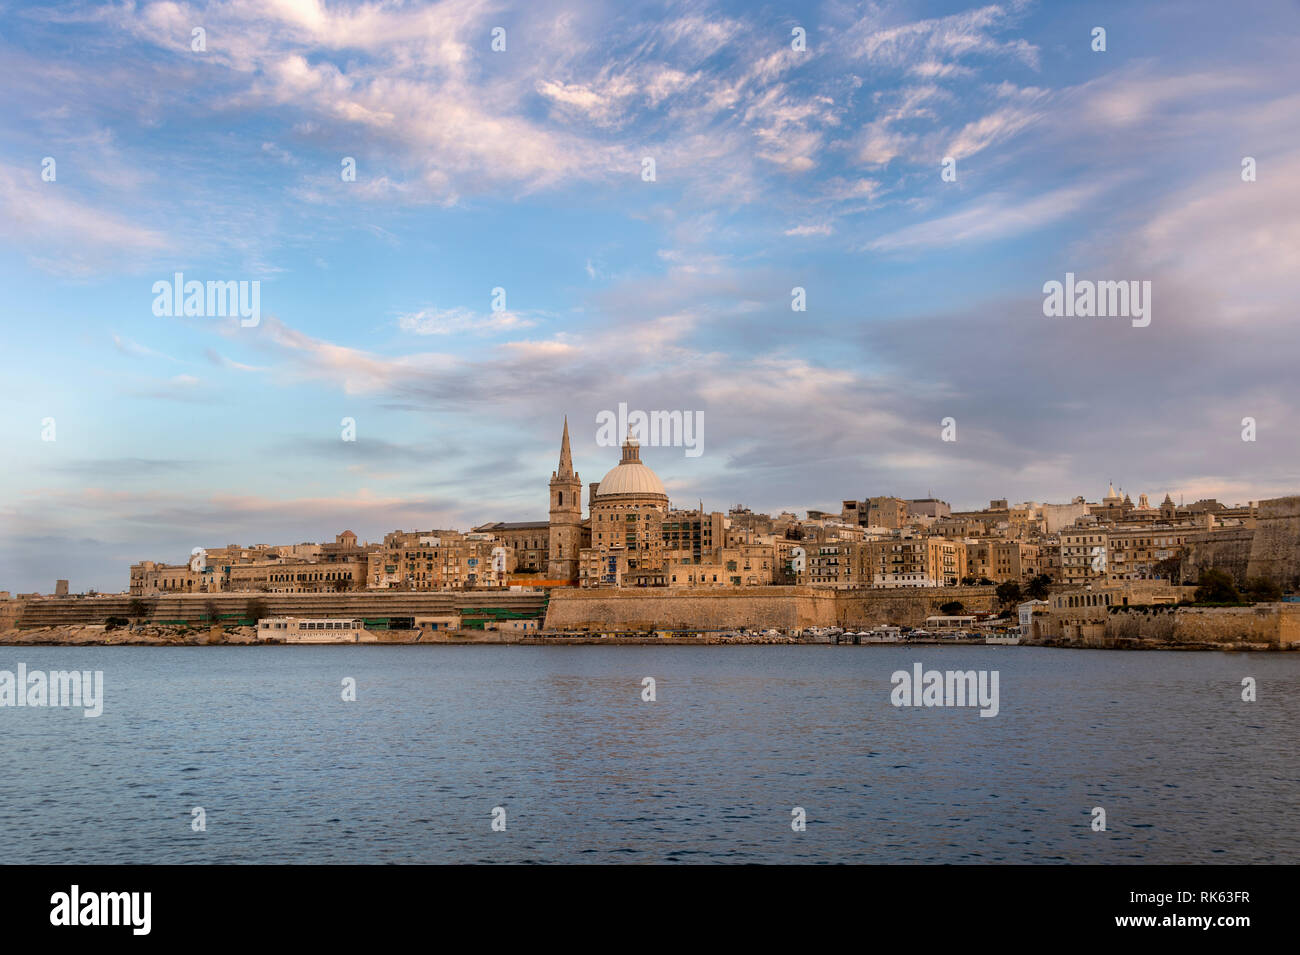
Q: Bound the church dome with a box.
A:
[597,439,667,499]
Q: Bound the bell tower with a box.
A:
[548,417,582,581]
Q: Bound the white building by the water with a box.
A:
[258,617,367,643]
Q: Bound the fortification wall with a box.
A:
[1170,605,1286,644]
[0,598,27,631]
[1105,609,1179,642]
[544,585,1003,631]
[15,591,546,627]
[544,586,838,631]
[1181,526,1255,586]
[835,586,999,627]
[1101,603,1297,646]
[1246,496,1300,589]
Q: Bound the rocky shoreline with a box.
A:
[0,625,262,646]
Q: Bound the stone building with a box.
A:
[1060,525,1109,586]
[1040,581,1196,642]
[805,541,868,588]
[997,540,1038,579]
[367,530,514,590]
[906,498,951,520]
[581,437,671,587]
[864,536,966,588]
[471,521,549,573]
[1104,525,1191,581]
[547,417,586,582]
[841,496,908,529]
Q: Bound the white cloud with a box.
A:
[845,4,1039,71]
[398,307,537,336]
[785,222,833,237]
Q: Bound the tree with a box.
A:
[1243,577,1282,602]
[245,597,268,623]
[960,576,977,586]
[127,597,155,623]
[1025,574,1052,600]
[333,577,350,592]
[996,581,1023,606]
[939,600,965,615]
[978,577,994,586]
[1194,569,1240,604]
[1152,556,1182,582]
[202,599,222,626]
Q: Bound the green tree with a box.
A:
[996,581,1023,606]
[1194,569,1240,604]
[1025,574,1052,600]
[1243,577,1282,602]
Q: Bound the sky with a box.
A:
[1,0,1298,593]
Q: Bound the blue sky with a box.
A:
[2,0,1298,593]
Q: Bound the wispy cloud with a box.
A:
[866,181,1115,251]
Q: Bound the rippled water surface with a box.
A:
[1,645,1296,863]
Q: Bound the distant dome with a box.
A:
[596,439,667,499]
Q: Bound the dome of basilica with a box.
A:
[596,439,667,500]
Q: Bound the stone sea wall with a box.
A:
[544,585,1000,632]
[543,586,838,631]
[1030,603,1300,649]
[835,586,999,627]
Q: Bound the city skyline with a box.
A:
[30,418,1289,597]
[3,0,1299,593]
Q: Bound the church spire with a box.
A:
[557,416,574,478]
